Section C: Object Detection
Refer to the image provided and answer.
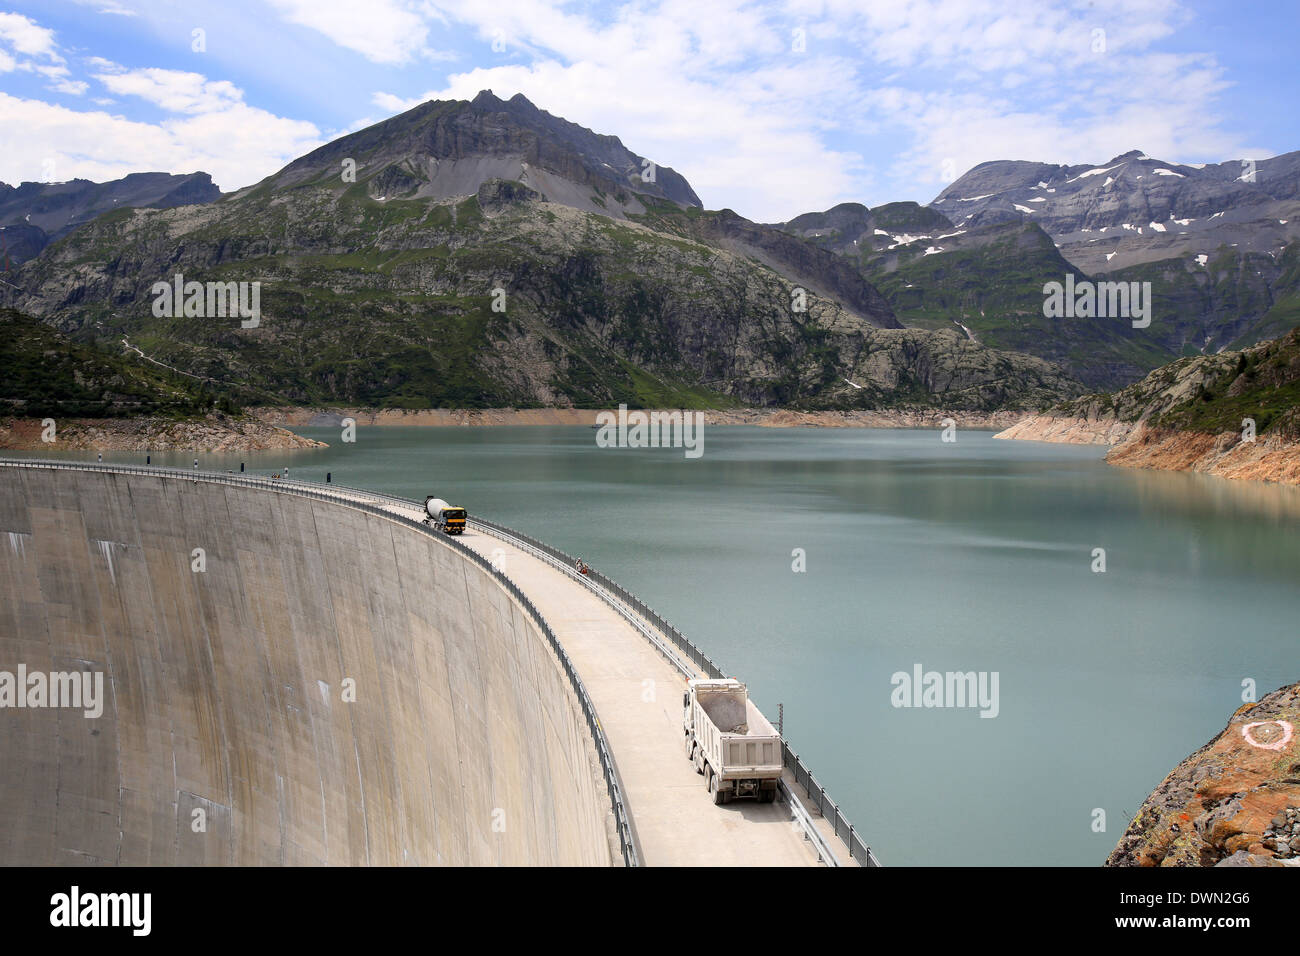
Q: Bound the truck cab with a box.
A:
[423,497,467,535]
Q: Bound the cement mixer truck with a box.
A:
[423,497,467,535]
[683,678,782,805]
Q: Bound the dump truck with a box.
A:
[423,497,467,535]
[683,678,782,805]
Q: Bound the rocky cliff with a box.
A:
[1107,682,1300,867]
[996,326,1300,484]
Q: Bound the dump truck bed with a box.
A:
[688,679,783,782]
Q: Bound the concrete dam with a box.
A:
[0,460,873,867]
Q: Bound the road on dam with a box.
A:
[0,462,856,867]
[330,487,845,867]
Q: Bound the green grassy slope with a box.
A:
[0,307,231,418]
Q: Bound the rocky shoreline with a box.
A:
[994,415,1300,486]
[0,414,325,452]
[251,406,1029,430]
[991,414,1135,446]
[1107,682,1300,867]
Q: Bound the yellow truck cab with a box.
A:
[423,497,467,535]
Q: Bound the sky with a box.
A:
[0,0,1296,222]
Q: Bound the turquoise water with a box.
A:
[21,426,1300,866]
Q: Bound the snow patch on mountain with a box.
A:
[1067,163,1124,183]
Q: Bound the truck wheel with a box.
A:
[758,789,777,803]
[685,736,695,763]
[709,772,728,806]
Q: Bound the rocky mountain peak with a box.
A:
[0,171,220,266]
[262,90,701,216]
[928,148,1300,274]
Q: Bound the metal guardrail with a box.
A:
[464,514,880,868]
[785,745,881,867]
[469,515,726,678]
[0,458,639,867]
[290,486,882,867]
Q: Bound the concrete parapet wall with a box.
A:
[0,468,614,865]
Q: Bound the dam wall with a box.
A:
[0,465,616,865]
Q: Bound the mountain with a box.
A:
[252,91,897,329]
[931,148,1300,270]
[0,172,221,266]
[777,149,1300,389]
[1057,323,1300,439]
[998,325,1300,484]
[0,306,322,451]
[249,90,700,217]
[0,306,227,418]
[777,203,1170,388]
[858,220,1173,388]
[779,201,954,258]
[931,149,1300,356]
[4,93,1081,413]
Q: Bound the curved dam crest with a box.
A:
[0,466,616,865]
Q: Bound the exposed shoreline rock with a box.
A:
[1107,682,1300,867]
[994,326,1300,485]
[0,414,326,452]
[1106,424,1300,484]
[995,415,1300,485]
[991,413,1135,446]
[251,405,1029,430]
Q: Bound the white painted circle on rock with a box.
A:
[1241,720,1294,751]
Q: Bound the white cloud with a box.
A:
[85,56,125,73]
[0,13,92,96]
[0,13,329,192]
[0,0,1256,220]
[0,91,322,191]
[369,1,875,219]
[0,12,61,60]
[95,67,245,114]
[265,0,436,64]
[47,78,89,96]
[358,0,1243,218]
[76,0,139,15]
